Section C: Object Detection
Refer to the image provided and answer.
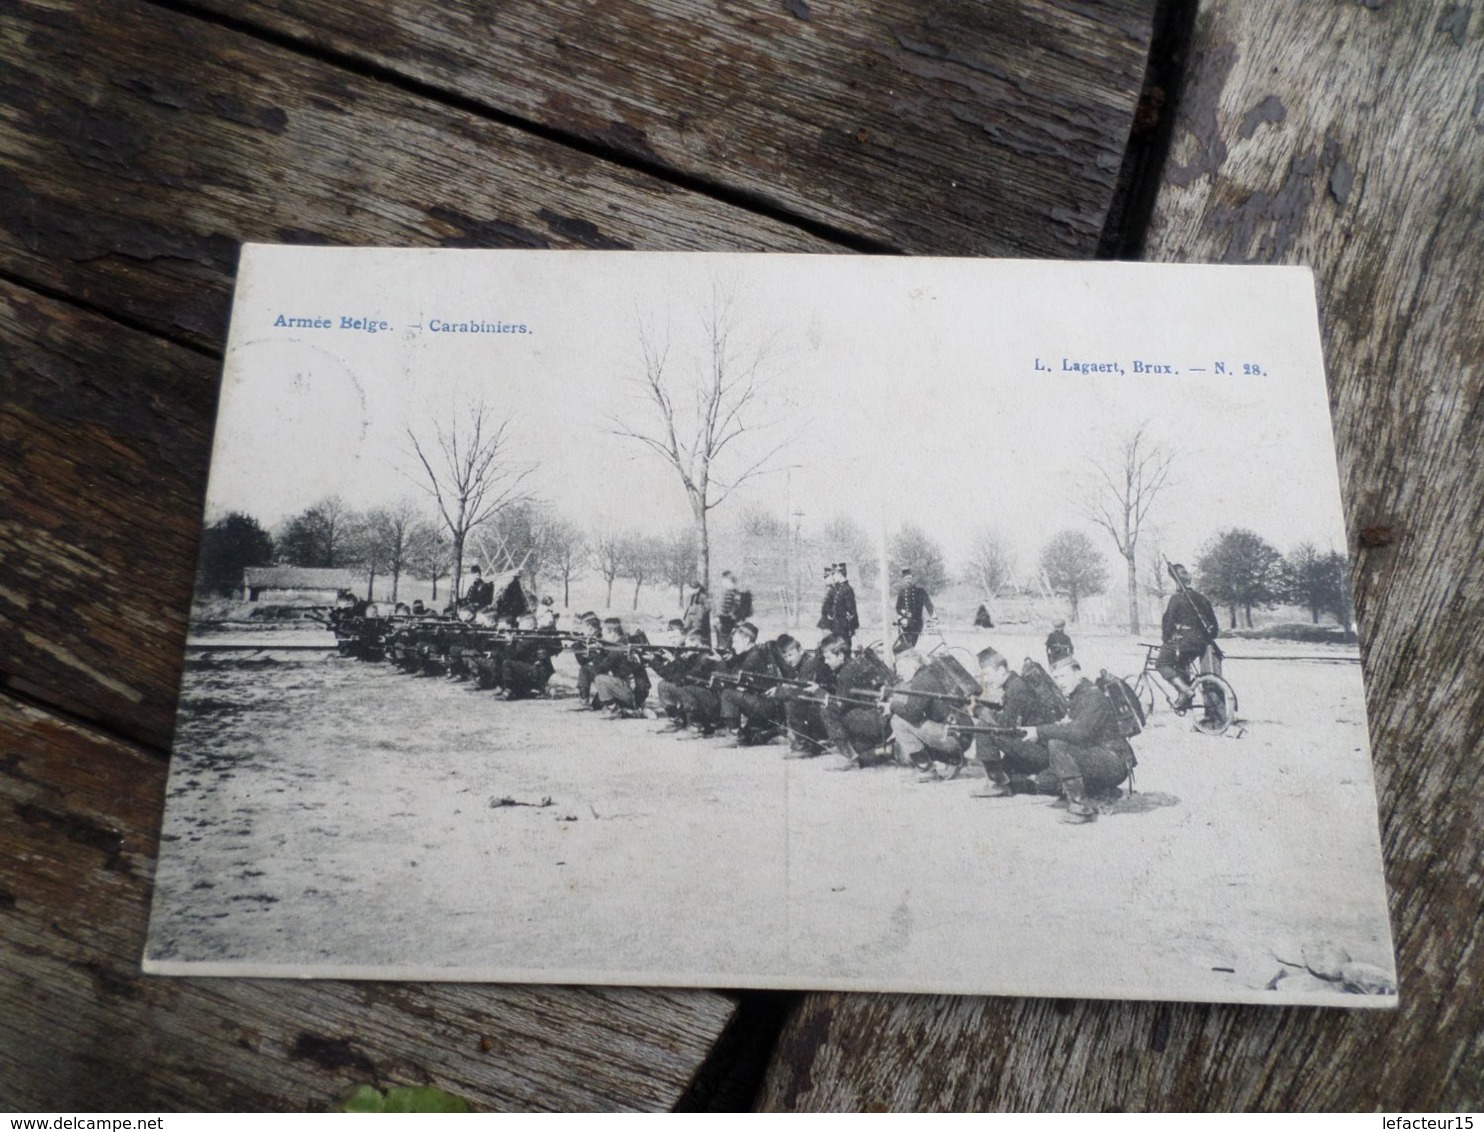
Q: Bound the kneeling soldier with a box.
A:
[970,647,1059,798]
[886,650,974,782]
[501,613,558,699]
[1019,657,1136,823]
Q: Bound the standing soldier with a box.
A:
[682,581,712,645]
[463,565,494,611]
[1045,619,1074,665]
[1157,562,1220,710]
[893,567,934,652]
[817,563,860,654]
[714,570,753,643]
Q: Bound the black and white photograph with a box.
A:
[142,247,1396,1006]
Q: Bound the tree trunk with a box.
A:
[391,567,401,603]
[1069,587,1080,623]
[694,501,710,593]
[1244,604,1254,629]
[632,579,643,610]
[605,577,614,606]
[1228,606,1237,629]
[1311,600,1320,623]
[366,567,376,600]
[563,570,570,607]
[453,535,464,601]
[1125,552,1140,635]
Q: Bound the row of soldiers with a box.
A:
[325,563,1140,824]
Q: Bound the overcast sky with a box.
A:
[206,249,1352,577]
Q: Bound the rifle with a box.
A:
[794,690,889,711]
[880,685,980,706]
[708,670,812,693]
[945,723,1027,738]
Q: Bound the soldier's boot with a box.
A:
[972,768,1012,798]
[1060,775,1097,824]
[1171,679,1195,712]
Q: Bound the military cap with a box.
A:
[602,616,623,627]
[734,621,759,640]
[822,564,834,579]
[837,563,848,577]
[976,646,1008,669]
[667,618,685,630]
[1052,618,1067,629]
[469,564,482,574]
[1050,654,1080,672]
[775,633,798,650]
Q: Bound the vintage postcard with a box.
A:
[143,247,1396,1006]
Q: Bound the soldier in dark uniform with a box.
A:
[968,647,1061,798]
[463,565,494,611]
[1045,619,1074,665]
[1157,563,1220,710]
[678,626,745,737]
[886,650,974,781]
[1021,658,1137,823]
[820,646,894,765]
[569,612,604,708]
[589,617,650,716]
[654,629,718,731]
[724,632,804,747]
[500,612,559,699]
[893,568,934,652]
[775,633,847,754]
[817,563,860,654]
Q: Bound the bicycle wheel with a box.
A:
[1132,674,1156,718]
[1190,674,1237,736]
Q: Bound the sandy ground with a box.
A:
[144,629,1396,1006]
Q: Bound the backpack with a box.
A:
[1020,659,1069,721]
[1097,669,1146,738]
[735,589,754,621]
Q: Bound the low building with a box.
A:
[242,566,360,604]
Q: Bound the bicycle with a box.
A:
[1129,642,1238,736]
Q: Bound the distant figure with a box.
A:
[893,568,934,652]
[817,562,860,653]
[715,570,753,643]
[463,564,494,610]
[1158,562,1220,710]
[1045,619,1074,665]
[683,581,712,644]
[973,603,995,629]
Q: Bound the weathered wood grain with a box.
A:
[0,279,212,747]
[0,694,736,1110]
[0,0,833,353]
[193,0,1156,258]
[760,0,1483,1111]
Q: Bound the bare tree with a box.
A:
[616,532,663,611]
[591,530,623,608]
[276,496,353,568]
[658,528,700,607]
[541,515,588,607]
[1083,423,1176,634]
[964,526,1016,600]
[406,401,532,601]
[610,285,787,590]
[406,522,450,604]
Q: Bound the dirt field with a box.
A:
[144,628,1396,1006]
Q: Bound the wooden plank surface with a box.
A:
[0,695,737,1111]
[0,0,833,352]
[194,0,1157,257]
[759,0,1484,1111]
